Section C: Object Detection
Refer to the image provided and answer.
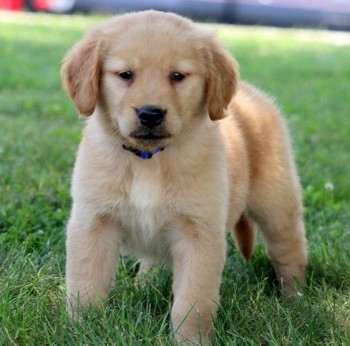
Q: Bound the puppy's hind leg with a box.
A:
[135,258,156,285]
[249,173,308,295]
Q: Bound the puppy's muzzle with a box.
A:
[136,106,167,129]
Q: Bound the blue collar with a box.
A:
[122,144,164,160]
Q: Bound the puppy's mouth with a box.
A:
[129,129,171,143]
[126,128,172,153]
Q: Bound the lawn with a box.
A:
[1,11,350,345]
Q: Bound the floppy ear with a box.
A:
[205,39,239,121]
[61,27,104,116]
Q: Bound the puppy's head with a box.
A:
[61,11,238,151]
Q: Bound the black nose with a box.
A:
[136,106,166,129]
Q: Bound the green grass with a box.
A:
[1,11,350,345]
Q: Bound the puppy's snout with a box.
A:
[136,106,166,129]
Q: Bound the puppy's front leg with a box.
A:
[66,215,121,315]
[171,219,226,344]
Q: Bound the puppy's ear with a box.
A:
[205,39,239,121]
[61,27,104,116]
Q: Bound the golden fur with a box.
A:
[61,10,307,344]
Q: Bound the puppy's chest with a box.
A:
[129,168,163,211]
[117,166,174,254]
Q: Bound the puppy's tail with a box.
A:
[231,213,257,261]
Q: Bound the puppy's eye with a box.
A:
[170,72,185,82]
[118,71,134,81]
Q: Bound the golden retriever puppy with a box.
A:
[61,10,307,344]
